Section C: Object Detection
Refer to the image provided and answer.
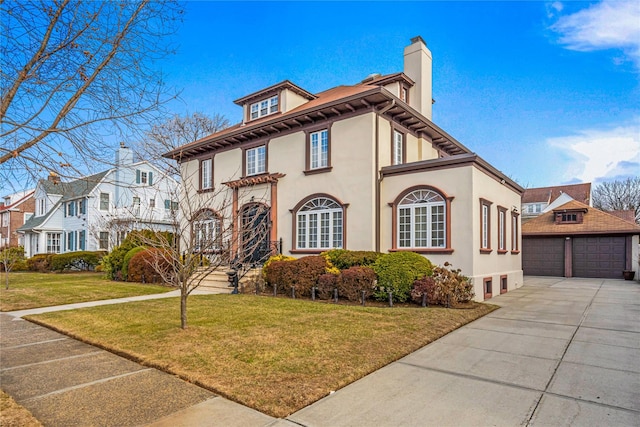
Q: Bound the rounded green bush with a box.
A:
[122,246,147,281]
[373,252,433,302]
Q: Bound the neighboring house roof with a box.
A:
[607,210,637,224]
[522,200,640,236]
[17,200,62,232]
[0,190,35,212]
[522,183,591,205]
[164,73,472,160]
[40,171,109,201]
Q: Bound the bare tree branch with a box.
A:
[592,177,640,222]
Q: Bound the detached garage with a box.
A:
[522,201,640,279]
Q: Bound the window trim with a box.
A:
[191,208,223,254]
[46,232,61,253]
[248,94,280,121]
[98,231,109,250]
[511,211,520,254]
[497,206,508,254]
[389,185,454,254]
[99,193,110,211]
[391,128,406,166]
[200,157,213,191]
[290,193,348,254]
[242,142,268,177]
[304,124,333,175]
[483,277,493,300]
[480,198,493,254]
[500,275,508,294]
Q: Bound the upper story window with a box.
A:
[246,145,266,176]
[555,211,583,224]
[310,130,328,169]
[100,193,110,211]
[400,85,409,103]
[250,95,279,120]
[38,199,46,216]
[201,158,212,190]
[66,201,76,217]
[393,130,405,165]
[397,189,446,249]
[136,169,153,186]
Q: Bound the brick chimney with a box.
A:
[48,171,61,184]
[403,36,433,120]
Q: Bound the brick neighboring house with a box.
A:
[522,183,591,222]
[0,190,35,248]
[522,200,640,279]
[165,37,525,301]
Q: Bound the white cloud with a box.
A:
[547,120,640,184]
[550,0,640,66]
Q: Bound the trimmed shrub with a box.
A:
[50,251,103,271]
[127,248,173,284]
[338,266,377,302]
[316,273,338,299]
[411,265,474,306]
[264,256,331,297]
[262,254,295,280]
[122,246,146,281]
[323,249,383,270]
[26,254,55,272]
[264,260,296,293]
[102,240,137,280]
[373,252,433,302]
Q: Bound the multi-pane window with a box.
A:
[250,95,278,120]
[480,199,492,251]
[310,130,328,169]
[38,199,46,216]
[393,130,404,165]
[498,207,507,251]
[397,189,445,248]
[512,213,519,251]
[66,201,75,217]
[193,210,222,252]
[100,193,109,211]
[296,197,343,249]
[136,170,153,185]
[133,197,141,216]
[149,199,155,208]
[46,233,61,253]
[201,158,212,190]
[99,232,109,250]
[246,146,266,176]
[141,171,148,184]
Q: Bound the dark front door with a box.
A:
[241,203,270,265]
[522,237,565,276]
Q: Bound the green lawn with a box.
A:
[28,294,497,417]
[0,272,172,311]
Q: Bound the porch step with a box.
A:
[193,267,263,293]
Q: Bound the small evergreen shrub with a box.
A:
[373,252,433,302]
[316,273,338,299]
[50,251,103,271]
[323,249,383,270]
[127,248,173,283]
[289,256,328,297]
[122,246,146,281]
[337,266,377,302]
[264,260,296,293]
[26,254,55,272]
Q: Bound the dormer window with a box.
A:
[250,95,279,120]
[553,209,586,224]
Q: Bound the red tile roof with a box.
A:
[522,183,591,204]
[522,200,640,235]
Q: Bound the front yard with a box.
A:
[0,272,171,311]
[27,294,497,417]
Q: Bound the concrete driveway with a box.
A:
[277,277,640,427]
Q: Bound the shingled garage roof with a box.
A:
[522,200,640,279]
[163,78,472,161]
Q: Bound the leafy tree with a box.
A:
[0,0,182,190]
[592,177,640,223]
[1,246,25,290]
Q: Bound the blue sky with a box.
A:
[162,0,639,188]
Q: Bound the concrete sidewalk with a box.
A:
[2,277,639,426]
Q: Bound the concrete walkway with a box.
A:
[2,277,639,426]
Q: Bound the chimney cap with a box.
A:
[410,36,427,46]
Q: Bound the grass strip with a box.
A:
[28,294,497,417]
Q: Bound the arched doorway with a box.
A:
[240,203,271,265]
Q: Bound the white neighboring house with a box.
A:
[18,145,179,257]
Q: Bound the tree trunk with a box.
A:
[5,271,9,290]
[180,291,188,329]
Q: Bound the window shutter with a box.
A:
[164,199,170,209]
[79,230,85,250]
[64,203,67,217]
[148,171,153,185]
[136,169,141,184]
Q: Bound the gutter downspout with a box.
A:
[375,100,396,252]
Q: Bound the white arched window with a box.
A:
[397,189,445,248]
[193,209,222,252]
[296,197,343,249]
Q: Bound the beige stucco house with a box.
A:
[165,37,524,301]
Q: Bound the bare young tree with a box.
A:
[0,0,182,190]
[134,168,274,329]
[137,112,230,176]
[592,177,640,222]
[1,246,25,290]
